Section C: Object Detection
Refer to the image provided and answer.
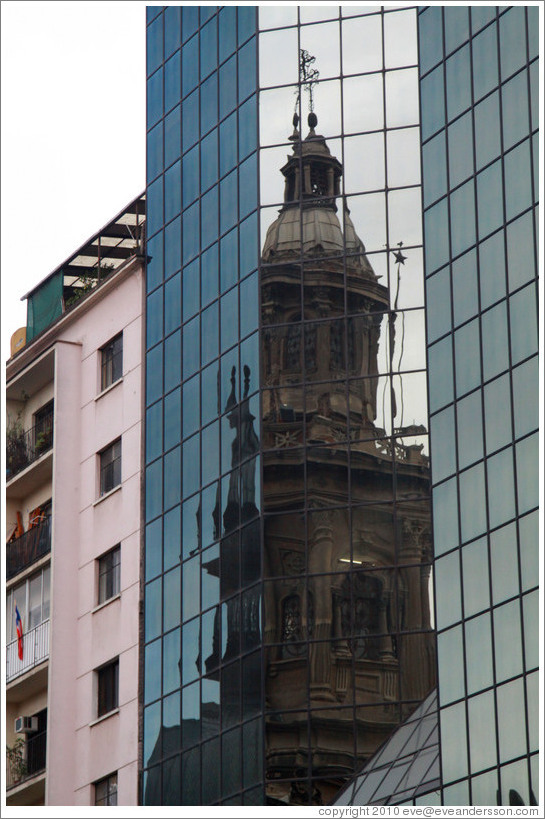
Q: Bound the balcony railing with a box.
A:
[6,411,54,480]
[7,516,51,581]
[6,619,50,684]
[6,729,47,790]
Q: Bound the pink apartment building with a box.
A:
[5,195,145,806]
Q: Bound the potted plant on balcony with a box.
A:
[34,430,52,457]
[6,737,27,784]
[6,416,27,477]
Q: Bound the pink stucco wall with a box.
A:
[46,262,143,805]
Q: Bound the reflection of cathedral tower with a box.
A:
[260,114,435,805]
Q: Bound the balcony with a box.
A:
[6,729,47,791]
[7,516,51,581]
[6,410,54,481]
[6,620,50,684]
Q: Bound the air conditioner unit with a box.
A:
[14,716,38,734]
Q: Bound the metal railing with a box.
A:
[6,516,51,581]
[6,729,47,789]
[6,411,54,480]
[6,620,50,684]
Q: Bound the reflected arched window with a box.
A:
[281,594,304,657]
[338,573,382,659]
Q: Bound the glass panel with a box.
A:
[472,23,498,102]
[452,249,478,327]
[484,373,512,454]
[504,140,532,222]
[432,477,459,557]
[459,463,486,544]
[448,112,473,188]
[510,283,537,366]
[462,537,489,617]
[477,159,504,240]
[437,626,464,705]
[516,433,538,515]
[465,612,493,694]
[499,6,527,80]
[440,703,468,783]
[496,679,527,763]
[487,447,515,530]
[454,319,480,397]
[429,407,456,483]
[435,553,461,629]
[456,390,483,470]
[512,357,538,439]
[468,691,497,773]
[418,6,443,74]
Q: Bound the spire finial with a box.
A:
[299,49,319,115]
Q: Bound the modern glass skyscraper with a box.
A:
[419,3,539,807]
[143,4,539,808]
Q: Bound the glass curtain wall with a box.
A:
[143,6,261,805]
[419,4,539,807]
[143,4,436,806]
[260,5,434,806]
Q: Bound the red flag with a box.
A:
[15,601,23,661]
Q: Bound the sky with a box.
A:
[1,0,148,361]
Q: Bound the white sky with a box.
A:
[1,0,148,362]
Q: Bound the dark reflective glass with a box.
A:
[182,34,199,97]
[148,121,163,182]
[147,69,163,130]
[144,639,161,704]
[164,271,181,335]
[146,460,162,522]
[238,37,256,101]
[182,618,200,686]
[146,518,162,582]
[164,566,181,631]
[220,171,238,235]
[163,627,181,695]
[164,446,181,510]
[239,95,257,162]
[182,316,200,380]
[183,554,200,622]
[143,701,161,770]
[146,401,163,465]
[145,577,162,642]
[146,345,163,406]
[164,51,181,114]
[182,494,200,559]
[201,128,218,192]
[182,259,199,323]
[239,152,257,218]
[164,105,181,169]
[164,216,181,278]
[202,738,221,803]
[147,15,163,76]
[164,505,181,571]
[164,330,181,394]
[201,362,219,427]
[221,228,238,292]
[201,420,219,487]
[201,301,219,365]
[183,434,200,499]
[219,6,236,62]
[201,243,219,307]
[147,232,163,293]
[200,18,218,80]
[222,727,242,797]
[201,485,220,550]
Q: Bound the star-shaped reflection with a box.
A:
[393,249,407,265]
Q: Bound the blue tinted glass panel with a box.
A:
[200,18,218,80]
[220,172,238,236]
[424,199,449,274]
[474,91,501,171]
[490,523,519,605]
[201,129,218,192]
[146,345,163,406]
[201,186,219,250]
[420,65,445,140]
[419,6,443,74]
[164,105,181,168]
[450,180,475,257]
[452,249,478,327]
[487,447,515,529]
[446,45,471,121]
[164,160,181,223]
[239,95,257,162]
[164,445,181,510]
[147,14,163,76]
[512,358,538,439]
[426,267,451,342]
[201,73,218,136]
[201,363,219,427]
[182,34,199,97]
[164,330,181,393]
[462,537,489,616]
[201,301,219,365]
[183,555,200,621]
[472,23,498,102]
[448,113,473,188]
[506,211,535,293]
[479,230,506,309]
[437,626,464,704]
[147,288,163,351]
[183,145,200,207]
[481,301,508,381]
[428,335,453,412]
[182,90,199,153]
[240,273,258,338]
[146,401,163,465]
[422,131,446,206]
[147,68,164,129]
[144,639,161,704]
[183,375,200,440]
[182,203,199,264]
[516,433,538,515]
[456,390,483,470]
[164,272,181,334]
[182,494,200,559]
[510,283,537,365]
[219,112,237,177]
[484,374,512,455]
[183,315,200,379]
[163,627,181,695]
[147,122,163,182]
[471,5,495,33]
[182,6,199,43]
[239,212,258,277]
[164,566,181,631]
[164,6,181,58]
[164,505,181,571]
[201,244,219,307]
[502,70,530,152]
[201,421,219,488]
[238,37,257,102]
[477,160,503,240]
[435,552,462,628]
[164,51,181,114]
[499,7,527,80]
[147,232,163,293]
[219,56,237,120]
[165,216,182,277]
[221,287,238,352]
[147,176,163,239]
[444,6,469,54]
[238,6,256,45]
[432,478,459,556]
[430,406,456,483]
[164,387,181,452]
[146,459,162,521]
[219,10,237,63]
[459,463,486,543]
[454,319,480,396]
[465,612,493,693]
[504,140,532,221]
[239,153,257,219]
[183,434,200,499]
[183,259,199,322]
[182,618,200,686]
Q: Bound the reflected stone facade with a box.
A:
[260,115,434,804]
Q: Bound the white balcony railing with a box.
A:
[6,619,50,683]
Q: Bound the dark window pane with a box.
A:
[147,121,163,182]
[97,659,119,716]
[164,51,181,114]
[164,6,181,58]
[182,33,198,97]
[164,105,181,169]
[472,23,498,102]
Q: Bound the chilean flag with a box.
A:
[15,601,23,660]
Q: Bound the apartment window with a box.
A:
[98,545,121,604]
[99,439,121,495]
[33,400,54,454]
[101,333,123,391]
[95,772,118,806]
[6,566,50,642]
[97,659,119,717]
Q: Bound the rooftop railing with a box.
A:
[6,516,51,581]
[6,409,54,480]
